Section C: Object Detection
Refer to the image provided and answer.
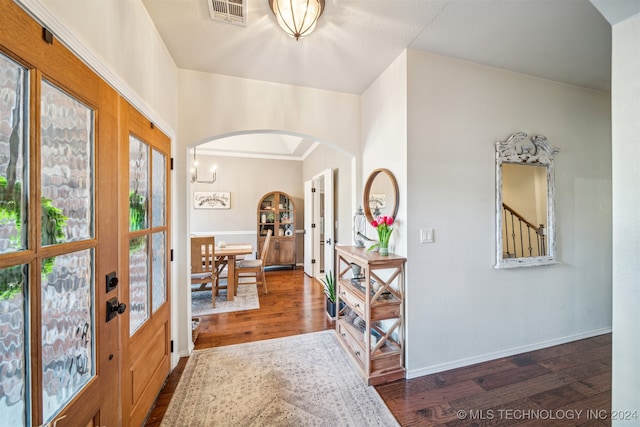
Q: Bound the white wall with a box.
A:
[611,12,640,421]
[361,51,408,256]
[36,0,178,134]
[302,144,354,246]
[405,49,612,376]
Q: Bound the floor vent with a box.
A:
[208,0,246,26]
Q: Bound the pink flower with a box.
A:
[368,215,394,253]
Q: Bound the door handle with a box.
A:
[106,297,127,322]
[325,237,332,245]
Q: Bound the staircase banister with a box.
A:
[502,203,544,235]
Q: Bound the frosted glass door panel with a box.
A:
[41,249,94,423]
[129,135,149,231]
[0,53,28,254]
[129,236,149,334]
[151,149,165,227]
[40,80,94,245]
[0,264,28,426]
[151,232,166,312]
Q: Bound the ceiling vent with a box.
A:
[208,0,246,26]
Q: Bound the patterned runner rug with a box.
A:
[191,282,259,316]
[160,331,399,426]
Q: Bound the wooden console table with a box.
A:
[335,245,406,385]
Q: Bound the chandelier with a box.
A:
[190,147,217,184]
[269,0,325,41]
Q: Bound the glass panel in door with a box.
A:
[0,52,28,254]
[0,264,28,426]
[39,79,96,424]
[152,231,166,312]
[41,249,94,421]
[129,135,148,231]
[0,52,29,426]
[151,148,165,227]
[41,80,94,244]
[129,236,149,334]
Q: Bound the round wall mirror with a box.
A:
[363,168,399,223]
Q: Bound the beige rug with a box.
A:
[191,282,259,316]
[160,331,399,427]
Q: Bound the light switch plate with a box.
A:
[420,228,434,243]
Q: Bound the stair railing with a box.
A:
[502,203,546,258]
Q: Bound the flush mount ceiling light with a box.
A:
[269,0,325,41]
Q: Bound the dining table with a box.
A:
[214,243,253,301]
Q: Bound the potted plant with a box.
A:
[322,271,343,319]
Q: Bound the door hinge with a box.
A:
[170,249,174,262]
[42,27,54,44]
[311,259,316,264]
[170,157,174,170]
[311,187,316,192]
[170,340,174,353]
[311,223,316,228]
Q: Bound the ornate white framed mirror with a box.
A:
[495,132,560,268]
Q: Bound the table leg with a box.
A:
[227,255,235,301]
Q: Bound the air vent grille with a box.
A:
[208,0,246,26]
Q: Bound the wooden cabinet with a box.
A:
[257,191,296,267]
[335,245,406,385]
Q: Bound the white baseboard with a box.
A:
[407,327,612,379]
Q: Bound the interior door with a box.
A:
[0,2,119,425]
[303,179,314,276]
[319,169,334,278]
[119,99,172,427]
[306,168,334,280]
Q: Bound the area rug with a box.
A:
[160,330,399,427]
[191,282,259,316]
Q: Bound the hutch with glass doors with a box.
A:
[335,245,406,385]
[257,191,296,267]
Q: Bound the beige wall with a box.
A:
[189,153,304,262]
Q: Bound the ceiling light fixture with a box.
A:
[269,0,325,41]
[190,147,217,183]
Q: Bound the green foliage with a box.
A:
[0,178,68,298]
[0,176,22,231]
[129,190,147,231]
[0,265,24,301]
[41,197,67,246]
[321,271,336,303]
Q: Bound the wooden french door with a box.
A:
[119,99,171,427]
[0,1,119,425]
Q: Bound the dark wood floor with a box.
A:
[145,269,612,427]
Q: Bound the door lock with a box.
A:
[106,271,118,292]
[106,297,127,322]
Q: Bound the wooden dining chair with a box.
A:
[235,229,272,295]
[190,236,218,307]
